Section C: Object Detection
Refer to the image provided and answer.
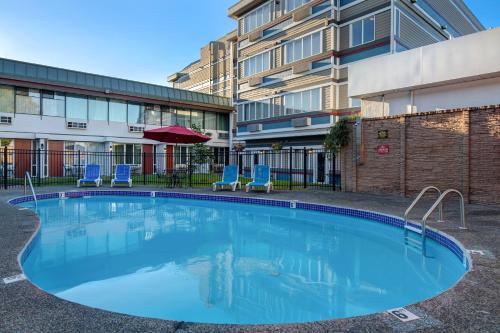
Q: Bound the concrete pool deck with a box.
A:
[0,186,499,333]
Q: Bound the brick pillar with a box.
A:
[399,116,407,197]
[341,123,356,192]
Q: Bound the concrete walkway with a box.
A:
[0,186,499,332]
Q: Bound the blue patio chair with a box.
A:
[246,165,273,193]
[213,165,240,192]
[77,164,102,188]
[111,164,132,188]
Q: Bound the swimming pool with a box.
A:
[15,191,467,325]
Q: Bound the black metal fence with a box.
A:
[0,148,341,191]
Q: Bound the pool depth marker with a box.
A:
[387,308,420,322]
[3,274,26,285]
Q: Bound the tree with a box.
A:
[324,119,350,153]
[189,123,214,166]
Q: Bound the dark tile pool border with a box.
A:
[9,190,471,271]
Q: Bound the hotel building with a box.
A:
[227,0,483,151]
[0,58,233,178]
[168,31,238,99]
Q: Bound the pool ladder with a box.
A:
[24,171,38,208]
[404,187,467,253]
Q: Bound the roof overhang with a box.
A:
[348,28,500,99]
[228,0,268,19]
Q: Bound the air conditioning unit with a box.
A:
[292,117,311,128]
[0,116,12,125]
[129,126,145,133]
[248,123,263,132]
[67,121,87,129]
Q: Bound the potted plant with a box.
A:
[233,143,245,152]
[271,142,282,151]
[324,119,350,154]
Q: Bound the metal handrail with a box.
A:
[24,172,37,208]
[422,189,467,237]
[404,186,443,229]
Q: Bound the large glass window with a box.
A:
[205,112,217,130]
[191,110,204,129]
[88,97,108,121]
[217,113,229,131]
[243,51,271,77]
[113,143,142,165]
[127,103,144,124]
[176,109,191,127]
[145,105,161,126]
[284,88,321,115]
[161,107,175,126]
[15,88,40,115]
[42,91,65,117]
[66,94,87,119]
[286,0,310,12]
[0,85,14,113]
[243,2,271,34]
[350,16,375,47]
[285,31,321,64]
[239,100,272,121]
[109,99,127,122]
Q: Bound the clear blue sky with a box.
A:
[0,0,498,86]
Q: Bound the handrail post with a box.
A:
[25,172,37,208]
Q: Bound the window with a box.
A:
[113,144,142,165]
[16,88,40,115]
[66,94,88,119]
[285,31,321,64]
[283,88,321,115]
[286,0,310,12]
[191,110,204,129]
[0,85,14,113]
[243,2,272,34]
[42,91,65,117]
[145,105,161,126]
[109,99,127,122]
[350,16,375,47]
[243,51,270,77]
[88,97,108,121]
[161,106,175,126]
[217,113,229,131]
[127,103,144,124]
[205,111,217,130]
[239,100,272,121]
[176,109,191,127]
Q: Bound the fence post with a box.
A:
[77,150,81,180]
[303,147,307,188]
[37,148,41,186]
[3,147,7,190]
[332,152,336,191]
[288,147,292,190]
[143,151,146,185]
[189,150,193,187]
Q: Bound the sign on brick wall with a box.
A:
[376,144,390,155]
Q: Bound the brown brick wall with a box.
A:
[341,106,500,205]
[470,108,500,204]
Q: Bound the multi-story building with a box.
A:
[228,0,483,151]
[0,57,233,178]
[168,30,238,99]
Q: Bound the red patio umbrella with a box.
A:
[143,125,211,144]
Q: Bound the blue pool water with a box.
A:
[20,196,466,324]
